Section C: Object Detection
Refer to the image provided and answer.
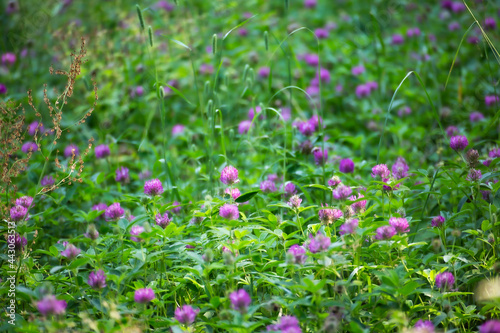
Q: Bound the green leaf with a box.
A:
[235,190,260,203]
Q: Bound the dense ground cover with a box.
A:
[2,0,500,332]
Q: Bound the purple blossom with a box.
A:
[134,288,155,303]
[16,196,33,208]
[374,225,396,240]
[318,207,343,224]
[392,34,404,45]
[313,148,328,166]
[308,232,331,253]
[470,111,485,122]
[92,203,107,220]
[225,187,241,200]
[28,121,44,136]
[485,95,499,107]
[22,142,38,153]
[267,315,302,332]
[304,53,319,66]
[130,225,145,242]
[288,195,302,209]
[10,233,27,252]
[283,182,297,197]
[88,270,107,289]
[314,28,329,39]
[175,305,199,325]
[304,0,317,8]
[332,184,352,200]
[407,27,421,37]
[144,178,164,196]
[172,201,181,214]
[155,212,171,228]
[489,148,500,158]
[105,202,124,221]
[37,295,67,316]
[479,320,500,333]
[1,52,16,66]
[435,272,454,290]
[467,169,482,182]
[328,176,341,187]
[61,244,81,260]
[41,175,54,187]
[450,135,468,151]
[339,219,359,236]
[10,205,28,222]
[229,289,251,312]
[398,106,412,117]
[448,22,460,31]
[156,0,175,11]
[258,67,270,78]
[432,216,445,228]
[392,157,409,179]
[287,245,307,264]
[297,120,316,136]
[389,217,410,233]
[350,193,367,214]
[115,166,129,183]
[451,1,465,13]
[260,180,277,193]
[200,64,214,75]
[485,17,497,30]
[248,106,262,120]
[219,204,239,220]
[0,83,6,94]
[351,65,365,75]
[339,158,355,173]
[372,164,391,179]
[238,120,252,134]
[171,124,185,136]
[446,126,459,137]
[64,144,79,158]
[220,165,239,185]
[312,67,331,85]
[94,144,110,159]
[355,84,371,98]
[85,224,99,240]
[414,320,435,332]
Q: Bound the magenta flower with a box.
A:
[287,195,302,209]
[304,0,317,8]
[431,216,445,228]
[313,148,328,166]
[332,184,352,200]
[308,232,331,253]
[339,158,355,173]
[155,212,171,229]
[144,178,164,196]
[485,95,499,107]
[349,193,367,214]
[355,84,370,98]
[88,270,107,290]
[287,244,307,264]
[446,126,459,137]
[351,65,365,75]
[219,204,239,220]
[1,52,16,66]
[16,196,33,208]
[0,83,6,94]
[372,164,391,179]
[248,106,262,120]
[267,315,302,332]
[489,148,500,159]
[398,106,411,117]
[199,64,214,75]
[229,289,251,312]
[470,111,485,122]
[414,320,434,332]
[156,0,175,11]
[92,203,107,220]
[115,166,130,183]
[238,120,252,134]
[258,67,270,78]
[328,176,341,187]
[85,224,99,240]
[105,202,125,221]
[479,320,500,333]
[407,27,421,37]
[304,53,319,66]
[389,217,410,233]
[175,305,199,325]
[64,144,79,158]
[392,34,404,45]
[484,17,497,30]
[392,157,409,179]
[283,182,297,197]
[339,218,359,236]
[314,28,329,39]
[28,121,45,136]
[10,205,28,222]
[297,120,316,136]
[448,22,460,31]
[41,175,55,187]
[366,81,379,92]
[134,288,155,303]
[466,169,482,182]
[21,141,38,153]
[10,233,27,252]
[225,187,241,200]
[94,144,110,159]
[171,201,181,214]
[61,244,81,260]
[260,180,277,193]
[37,295,67,316]
[312,67,331,84]
[220,166,239,185]
[435,272,454,290]
[374,225,396,240]
[130,225,145,242]
[318,207,343,224]
[172,124,185,136]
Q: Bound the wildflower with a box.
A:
[0,83,6,94]
[391,157,409,179]
[485,95,499,107]
[366,81,378,92]
[61,244,81,260]
[308,232,331,253]
[304,53,319,66]
[258,67,270,78]
[10,205,28,222]
[248,106,262,120]
[374,225,396,240]
[219,204,239,220]
[350,193,367,214]
[88,270,107,290]
[10,233,27,252]
[484,17,497,30]
[314,28,329,39]
[37,295,67,316]
[371,164,391,179]
[479,320,500,333]
[414,320,435,332]
[267,315,302,332]
[451,1,465,12]
[435,271,454,290]
[313,148,328,166]
[238,120,252,134]
[130,225,145,242]
[489,148,500,159]
[446,126,459,137]
[389,217,410,233]
[355,84,370,98]
[448,22,460,31]
[288,195,302,209]
[139,170,152,180]
[328,176,341,187]
[287,245,307,264]
[115,166,130,183]
[64,144,79,158]
[407,27,421,37]
[134,288,155,303]
[318,207,343,224]
[16,196,33,208]
[304,0,317,8]
[466,149,480,167]
[105,202,125,221]
[392,34,404,45]
[339,219,359,236]
[230,289,251,312]
[171,201,181,214]
[470,111,484,122]
[283,182,297,197]
[431,216,445,228]
[172,124,185,136]
[260,180,277,193]
[225,187,241,200]
[175,305,199,325]
[200,64,214,75]
[220,166,239,185]
[297,120,316,136]
[339,158,355,173]
[92,203,107,220]
[143,178,164,196]
[312,67,331,85]
[1,52,16,66]
[85,224,99,240]
[28,121,44,136]
[155,212,171,229]
[94,144,110,159]
[332,184,352,200]
[40,175,54,187]
[351,65,365,75]
[467,169,482,182]
[22,142,38,153]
